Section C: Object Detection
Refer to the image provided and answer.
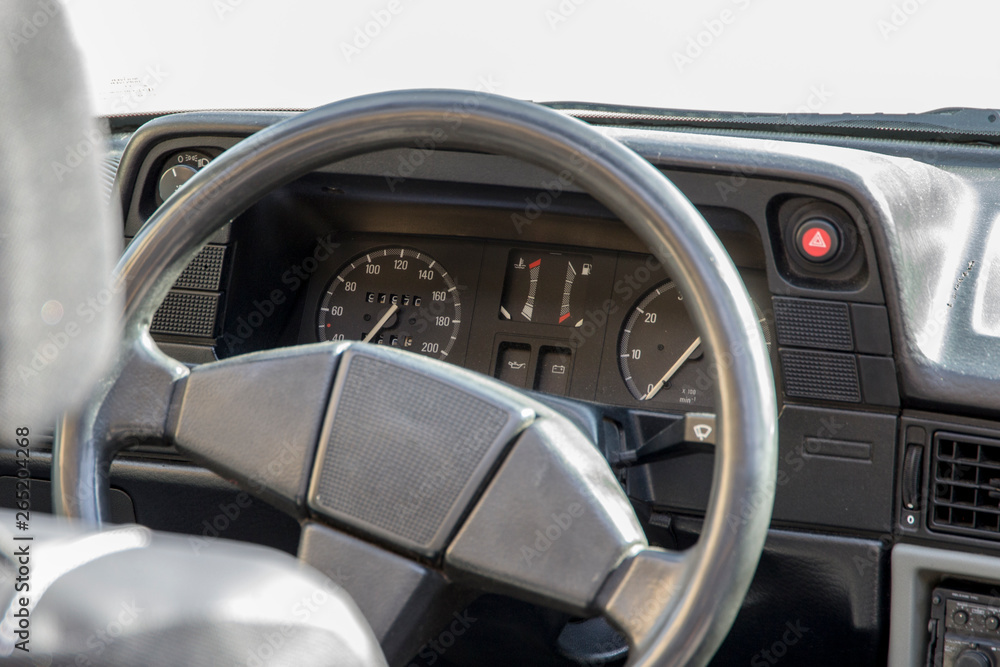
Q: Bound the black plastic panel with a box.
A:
[150,290,221,338]
[0,451,302,555]
[773,297,853,351]
[699,525,887,666]
[779,348,861,403]
[0,477,135,523]
[173,244,226,291]
[638,405,897,533]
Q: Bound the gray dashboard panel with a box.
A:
[890,543,1000,666]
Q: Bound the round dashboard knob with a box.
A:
[956,649,994,667]
[157,163,198,202]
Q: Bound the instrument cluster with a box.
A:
[298,233,774,411]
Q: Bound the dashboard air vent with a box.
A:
[930,432,1000,540]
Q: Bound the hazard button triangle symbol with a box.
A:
[807,230,828,249]
[796,221,838,261]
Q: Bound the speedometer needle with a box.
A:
[643,337,701,401]
[362,304,399,343]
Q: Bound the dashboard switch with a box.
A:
[794,218,841,263]
[535,346,572,395]
[495,343,531,388]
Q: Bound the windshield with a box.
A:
[63,0,997,117]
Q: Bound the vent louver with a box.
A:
[930,432,1000,539]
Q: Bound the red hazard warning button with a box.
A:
[794,218,840,263]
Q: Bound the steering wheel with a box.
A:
[53,90,777,667]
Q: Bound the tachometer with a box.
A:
[317,247,461,360]
[619,280,771,404]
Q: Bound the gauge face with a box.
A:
[317,247,461,360]
[619,281,771,404]
[498,249,594,326]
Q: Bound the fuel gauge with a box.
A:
[499,249,594,327]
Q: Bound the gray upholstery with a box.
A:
[0,0,120,435]
[0,512,388,666]
[0,5,387,665]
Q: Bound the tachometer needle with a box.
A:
[643,337,701,401]
[362,304,399,343]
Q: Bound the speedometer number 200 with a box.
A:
[316,247,462,360]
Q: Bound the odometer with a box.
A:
[317,247,461,360]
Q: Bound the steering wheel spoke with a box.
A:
[597,547,694,656]
[53,332,186,520]
[167,343,342,515]
[443,416,646,614]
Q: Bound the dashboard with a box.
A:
[91,107,1000,666]
[127,134,889,419]
[115,120,902,539]
[124,130,890,438]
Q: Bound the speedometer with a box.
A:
[316,247,461,360]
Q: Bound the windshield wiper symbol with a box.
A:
[693,424,713,441]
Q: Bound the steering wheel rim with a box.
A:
[54,90,777,666]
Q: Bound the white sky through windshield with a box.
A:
[62,0,1000,116]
